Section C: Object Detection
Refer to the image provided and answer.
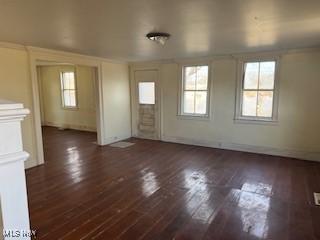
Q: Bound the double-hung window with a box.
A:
[60,71,77,109]
[180,65,210,117]
[236,59,279,122]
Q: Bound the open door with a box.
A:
[134,70,160,140]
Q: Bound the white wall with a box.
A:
[102,62,131,143]
[130,50,320,161]
[38,65,97,132]
[0,47,37,168]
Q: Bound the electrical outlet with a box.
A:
[314,192,320,206]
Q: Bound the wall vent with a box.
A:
[314,192,320,206]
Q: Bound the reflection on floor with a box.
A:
[26,126,320,239]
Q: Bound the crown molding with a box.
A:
[0,40,319,66]
[130,47,320,66]
[0,41,128,64]
[0,41,26,51]
[129,55,233,65]
[35,60,76,66]
[26,46,128,64]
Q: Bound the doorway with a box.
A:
[134,70,160,140]
[36,61,100,161]
[37,63,97,133]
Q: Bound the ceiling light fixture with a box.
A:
[146,32,170,45]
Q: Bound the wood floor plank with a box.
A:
[26,127,320,240]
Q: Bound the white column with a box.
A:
[0,100,31,240]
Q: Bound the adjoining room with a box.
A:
[36,62,99,166]
[37,63,97,134]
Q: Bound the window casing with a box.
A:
[60,71,77,109]
[235,58,279,122]
[180,65,210,117]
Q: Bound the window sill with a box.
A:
[234,118,278,126]
[62,107,79,111]
[177,114,211,121]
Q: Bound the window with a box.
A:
[180,65,210,116]
[60,71,77,108]
[138,82,155,104]
[236,59,279,122]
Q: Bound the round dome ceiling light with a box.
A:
[146,32,170,45]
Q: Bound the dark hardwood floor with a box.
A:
[26,126,320,240]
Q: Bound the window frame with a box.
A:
[178,63,211,118]
[60,71,78,110]
[235,57,280,124]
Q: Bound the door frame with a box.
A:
[131,68,162,140]
[28,47,106,166]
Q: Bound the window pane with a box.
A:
[66,72,74,80]
[195,92,207,114]
[244,62,259,89]
[69,78,75,89]
[183,91,195,114]
[63,77,69,89]
[62,72,75,89]
[196,66,208,90]
[257,91,273,117]
[242,91,257,116]
[69,90,76,107]
[63,90,71,106]
[63,90,77,107]
[259,61,275,89]
[184,67,196,90]
[138,82,155,104]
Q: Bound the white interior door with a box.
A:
[134,70,160,140]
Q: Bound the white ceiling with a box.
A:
[0,0,320,61]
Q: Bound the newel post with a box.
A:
[0,100,31,240]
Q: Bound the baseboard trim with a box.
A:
[161,135,320,162]
[43,122,97,133]
[104,134,132,145]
